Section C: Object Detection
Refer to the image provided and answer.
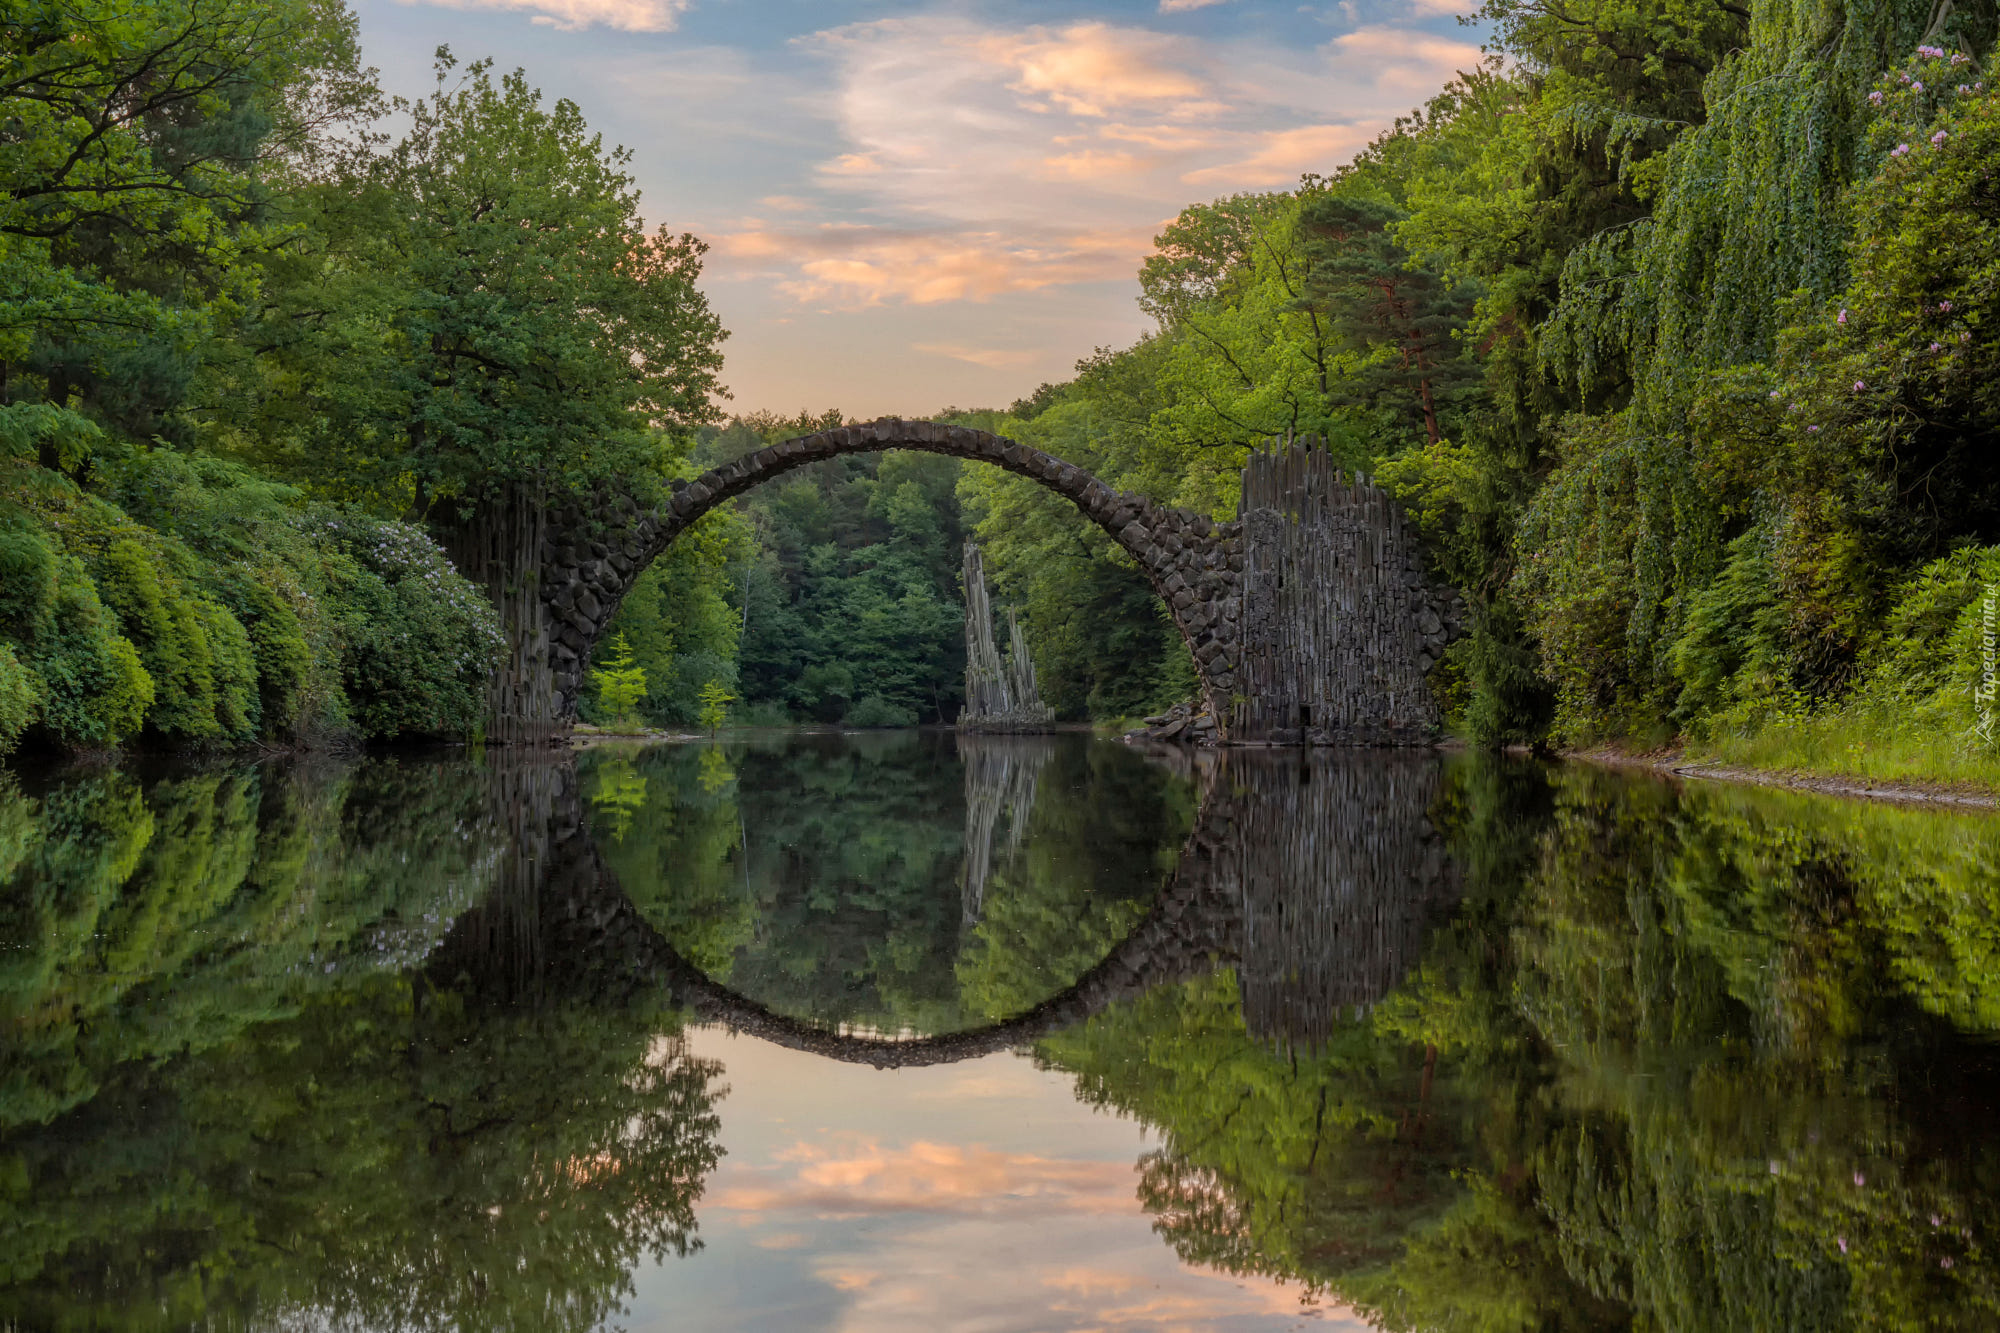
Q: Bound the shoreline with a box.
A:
[1562,745,1998,811]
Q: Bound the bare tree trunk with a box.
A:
[437,483,564,745]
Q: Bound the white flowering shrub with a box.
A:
[299,511,503,740]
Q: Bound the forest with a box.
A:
[950,0,2000,777]
[3,0,1998,772]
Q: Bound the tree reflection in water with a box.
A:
[1039,757,2000,1332]
[0,754,725,1332]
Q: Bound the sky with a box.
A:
[622,1027,1370,1331]
[348,0,1487,418]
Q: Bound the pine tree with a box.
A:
[1294,196,1479,446]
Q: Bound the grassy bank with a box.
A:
[1689,708,2000,794]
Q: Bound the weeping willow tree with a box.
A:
[1519,0,2000,737]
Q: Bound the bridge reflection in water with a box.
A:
[428,739,1460,1061]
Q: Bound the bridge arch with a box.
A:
[529,419,1245,743]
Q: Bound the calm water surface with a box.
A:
[3,731,1998,1330]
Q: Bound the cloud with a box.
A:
[912,343,1045,369]
[1038,149,1151,180]
[1160,0,1232,10]
[978,22,1210,117]
[799,16,1222,227]
[752,1231,813,1250]
[715,223,1151,307]
[1323,26,1486,95]
[822,153,882,177]
[1181,122,1381,185]
[802,1231,1356,1333]
[409,0,691,32]
[702,12,1482,320]
[708,1138,1136,1217]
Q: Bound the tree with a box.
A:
[696,679,733,735]
[0,0,377,448]
[214,50,727,741]
[591,631,647,729]
[1293,195,1480,447]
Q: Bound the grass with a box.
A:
[1688,697,2000,794]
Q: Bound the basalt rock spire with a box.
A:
[959,541,1052,731]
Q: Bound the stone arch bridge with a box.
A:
[497,420,1460,746]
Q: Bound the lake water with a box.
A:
[3,731,1998,1331]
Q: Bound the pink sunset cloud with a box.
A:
[708,1137,1138,1217]
[404,0,691,31]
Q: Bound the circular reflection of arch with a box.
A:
[444,750,1461,1066]
[544,419,1239,732]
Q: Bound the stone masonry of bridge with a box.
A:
[530,419,1459,745]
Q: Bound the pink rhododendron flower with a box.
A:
[1837,309,1849,324]
[1933,130,1949,144]
[1891,143,1911,156]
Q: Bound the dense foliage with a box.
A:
[0,1,721,752]
[582,410,974,729]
